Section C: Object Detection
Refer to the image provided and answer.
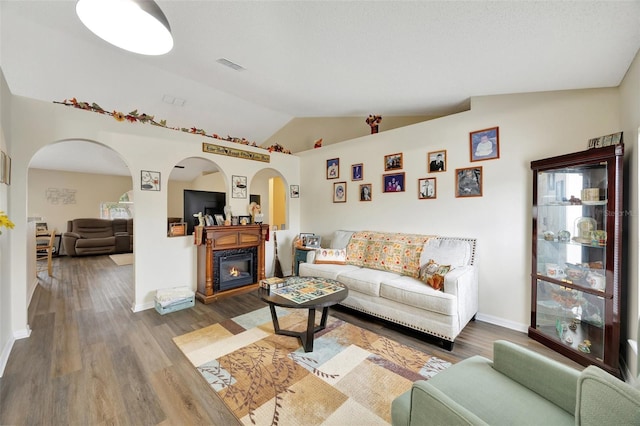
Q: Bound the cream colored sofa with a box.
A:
[299,230,478,350]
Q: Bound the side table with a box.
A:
[293,246,313,275]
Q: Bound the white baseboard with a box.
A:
[131,301,154,313]
[475,313,529,333]
[0,326,31,378]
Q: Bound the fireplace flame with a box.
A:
[230,267,239,277]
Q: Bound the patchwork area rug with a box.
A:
[109,253,133,266]
[173,307,452,425]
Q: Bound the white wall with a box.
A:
[298,88,622,333]
[0,67,16,376]
[619,48,640,378]
[27,168,133,237]
[3,94,301,374]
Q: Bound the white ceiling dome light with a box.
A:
[76,0,173,55]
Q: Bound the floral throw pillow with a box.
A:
[314,248,347,264]
[419,259,451,291]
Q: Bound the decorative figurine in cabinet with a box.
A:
[530,143,623,377]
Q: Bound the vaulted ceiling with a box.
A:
[3,1,640,178]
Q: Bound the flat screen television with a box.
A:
[183,190,226,235]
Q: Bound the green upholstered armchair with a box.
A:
[391,340,640,425]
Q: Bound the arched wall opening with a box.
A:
[26,139,134,301]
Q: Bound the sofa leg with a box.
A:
[442,340,454,351]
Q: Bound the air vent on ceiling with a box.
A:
[163,95,185,106]
[216,58,245,71]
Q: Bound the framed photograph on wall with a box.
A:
[456,167,483,197]
[327,158,339,179]
[384,153,403,171]
[333,181,347,203]
[351,163,363,181]
[359,183,372,201]
[141,170,160,191]
[418,177,437,199]
[382,172,405,193]
[427,150,446,173]
[470,126,499,162]
[232,175,247,198]
[290,184,300,198]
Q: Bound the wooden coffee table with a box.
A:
[258,277,348,352]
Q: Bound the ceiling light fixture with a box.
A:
[76,0,173,55]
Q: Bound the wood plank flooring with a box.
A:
[0,255,583,425]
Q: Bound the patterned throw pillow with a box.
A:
[314,248,347,264]
[419,259,451,291]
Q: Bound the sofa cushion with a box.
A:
[75,236,116,249]
[346,231,434,277]
[337,268,401,297]
[380,276,457,316]
[298,262,360,280]
[420,238,472,268]
[70,218,115,239]
[425,357,574,425]
[330,230,355,249]
[314,248,347,264]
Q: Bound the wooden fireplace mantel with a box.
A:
[196,224,268,304]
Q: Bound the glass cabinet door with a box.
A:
[533,161,612,365]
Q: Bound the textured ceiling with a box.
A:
[3,1,640,178]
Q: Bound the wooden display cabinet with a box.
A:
[529,144,624,377]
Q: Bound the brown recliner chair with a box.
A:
[62,218,133,256]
